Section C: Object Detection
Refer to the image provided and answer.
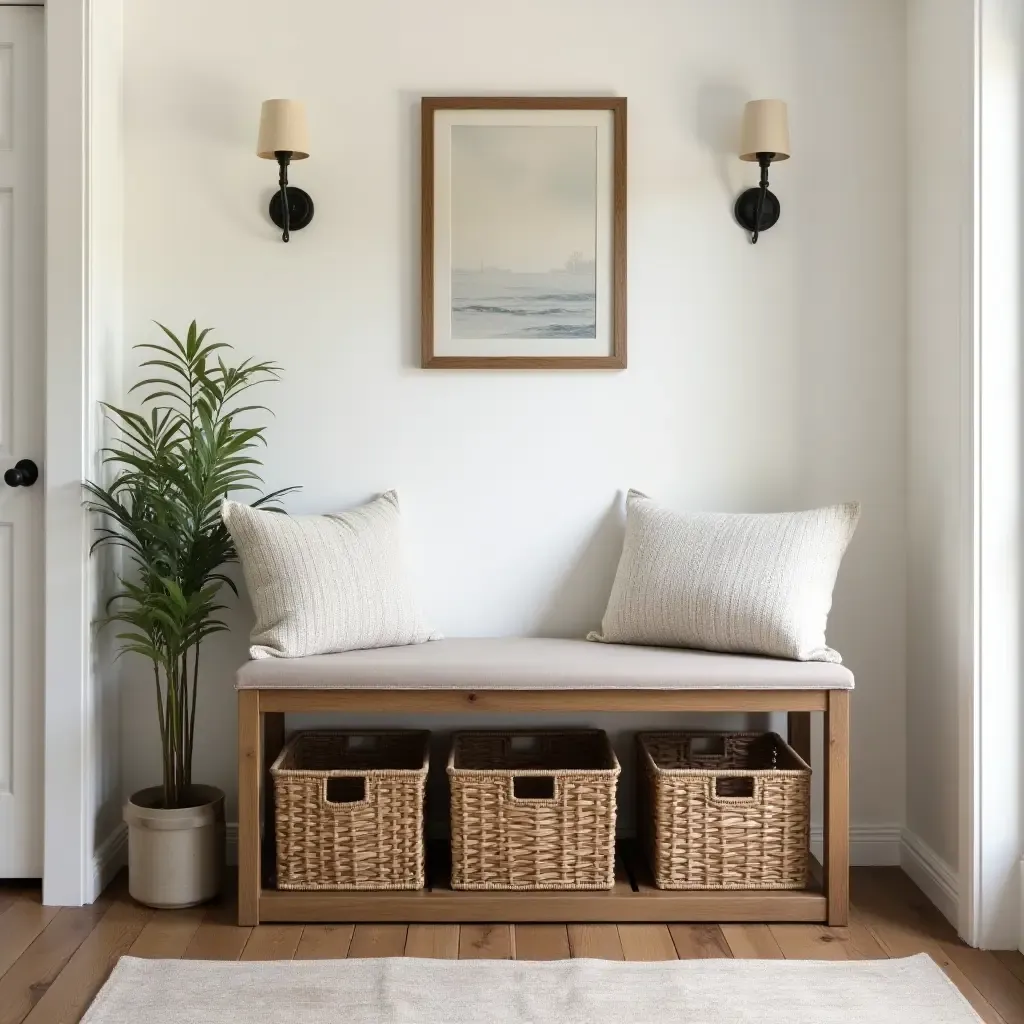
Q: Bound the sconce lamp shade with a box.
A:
[257,99,310,160]
[739,99,790,161]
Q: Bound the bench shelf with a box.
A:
[237,686,849,927]
[257,840,827,924]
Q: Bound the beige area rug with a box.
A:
[83,953,980,1024]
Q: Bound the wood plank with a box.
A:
[993,951,1024,985]
[770,924,853,960]
[459,925,513,960]
[0,903,61,982]
[294,925,354,959]
[258,884,827,923]
[514,925,570,960]
[0,888,30,917]
[0,903,109,1024]
[241,925,304,961]
[237,689,261,926]
[668,924,731,958]
[258,688,827,714]
[618,924,678,961]
[763,920,886,962]
[824,689,850,926]
[405,925,459,959]
[21,899,151,1024]
[842,920,891,959]
[183,901,251,961]
[720,924,785,959]
[567,925,623,960]
[851,868,1005,1023]
[348,925,408,958]
[127,907,204,959]
[940,945,1024,1024]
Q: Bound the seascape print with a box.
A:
[450,125,598,341]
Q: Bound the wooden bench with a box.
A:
[236,637,852,927]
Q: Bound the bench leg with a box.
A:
[823,690,850,926]
[238,690,261,926]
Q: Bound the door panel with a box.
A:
[0,6,43,878]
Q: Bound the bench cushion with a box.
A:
[235,637,854,691]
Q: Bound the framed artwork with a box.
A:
[421,97,626,369]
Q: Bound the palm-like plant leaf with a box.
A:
[85,321,296,808]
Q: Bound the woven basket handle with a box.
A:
[706,776,764,806]
[508,775,559,803]
[684,735,729,760]
[322,776,373,809]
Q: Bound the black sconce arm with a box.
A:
[751,153,772,245]
[266,151,314,243]
[275,150,293,243]
[733,150,782,245]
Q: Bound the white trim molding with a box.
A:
[811,825,903,867]
[901,828,959,929]
[43,0,124,907]
[92,823,128,900]
[1020,858,1024,953]
[44,0,95,908]
[1019,858,1024,953]
[967,0,1024,951]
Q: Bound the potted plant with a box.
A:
[86,322,294,908]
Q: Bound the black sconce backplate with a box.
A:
[734,187,780,235]
[269,186,315,233]
[733,187,778,234]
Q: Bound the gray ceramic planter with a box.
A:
[124,785,225,909]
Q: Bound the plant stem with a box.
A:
[186,642,200,787]
[153,663,171,809]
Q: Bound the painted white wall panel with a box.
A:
[118,0,908,846]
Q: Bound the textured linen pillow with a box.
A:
[588,491,860,663]
[222,491,440,659]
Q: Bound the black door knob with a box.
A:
[4,459,38,487]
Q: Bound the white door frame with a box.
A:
[960,0,1024,952]
[42,0,123,906]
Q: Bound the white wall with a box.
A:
[904,0,975,922]
[119,0,907,852]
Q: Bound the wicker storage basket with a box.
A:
[270,730,429,891]
[638,731,810,890]
[448,730,620,891]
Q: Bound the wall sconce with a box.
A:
[734,99,790,244]
[257,99,313,242]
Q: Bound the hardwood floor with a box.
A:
[0,869,1021,1023]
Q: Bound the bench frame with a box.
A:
[237,687,849,927]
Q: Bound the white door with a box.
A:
[0,6,43,878]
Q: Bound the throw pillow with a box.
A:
[222,491,440,659]
[588,491,860,663]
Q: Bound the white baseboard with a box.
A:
[91,823,128,902]
[900,827,959,927]
[810,824,902,866]
[1019,858,1024,954]
[224,822,903,869]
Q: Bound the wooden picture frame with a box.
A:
[421,97,627,370]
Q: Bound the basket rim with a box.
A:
[637,730,811,776]
[270,728,430,778]
[447,728,621,777]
